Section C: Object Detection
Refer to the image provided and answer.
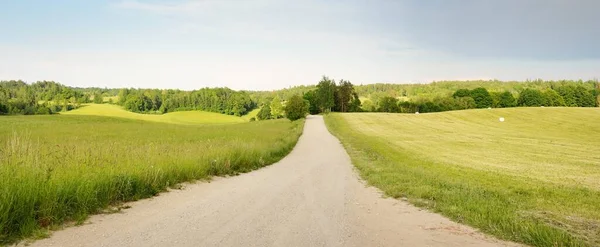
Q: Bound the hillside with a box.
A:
[325,108,600,246]
[61,104,247,125]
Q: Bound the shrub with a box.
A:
[284,95,309,121]
[398,101,418,113]
[49,104,61,113]
[256,104,272,120]
[361,99,376,112]
[35,106,52,115]
[0,103,7,114]
[377,97,399,112]
[419,101,442,113]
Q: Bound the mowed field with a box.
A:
[0,114,303,243]
[61,104,249,124]
[325,108,600,247]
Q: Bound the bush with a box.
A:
[361,99,376,112]
[256,104,272,120]
[93,92,103,104]
[0,103,7,114]
[398,101,418,113]
[49,104,61,113]
[378,97,399,112]
[35,106,52,115]
[284,95,309,121]
[419,101,442,113]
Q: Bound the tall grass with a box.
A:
[325,108,600,247]
[0,115,303,243]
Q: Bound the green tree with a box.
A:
[316,76,336,113]
[284,94,309,121]
[0,102,7,114]
[117,88,130,105]
[377,96,399,112]
[542,89,565,106]
[270,96,283,119]
[334,80,354,112]
[361,99,376,112]
[257,104,272,120]
[348,93,362,112]
[495,91,517,108]
[595,82,600,107]
[93,92,103,104]
[469,87,493,108]
[518,89,545,106]
[574,86,595,107]
[453,89,471,98]
[303,90,320,114]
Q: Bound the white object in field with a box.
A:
[488,107,492,109]
[415,112,420,114]
[499,117,505,122]
[541,106,545,108]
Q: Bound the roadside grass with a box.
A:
[0,115,304,244]
[324,108,600,247]
[61,104,248,124]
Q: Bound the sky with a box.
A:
[0,0,599,90]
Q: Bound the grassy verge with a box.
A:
[324,108,600,247]
[0,115,304,244]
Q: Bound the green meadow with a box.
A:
[325,108,600,247]
[0,113,303,243]
[61,104,250,124]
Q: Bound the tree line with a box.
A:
[0,80,87,115]
[117,88,255,116]
[254,76,361,120]
[0,80,258,117]
[2,78,598,116]
[372,85,599,114]
[302,76,361,114]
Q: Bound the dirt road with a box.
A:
[29,115,515,247]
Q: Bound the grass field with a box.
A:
[102,96,119,103]
[0,114,303,243]
[61,104,248,124]
[325,108,600,247]
[242,108,261,121]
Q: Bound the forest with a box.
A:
[0,81,255,116]
[0,80,87,115]
[116,88,255,116]
[1,79,599,116]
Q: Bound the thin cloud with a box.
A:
[113,0,205,13]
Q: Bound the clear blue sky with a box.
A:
[1,0,598,90]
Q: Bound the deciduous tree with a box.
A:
[284,94,309,121]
